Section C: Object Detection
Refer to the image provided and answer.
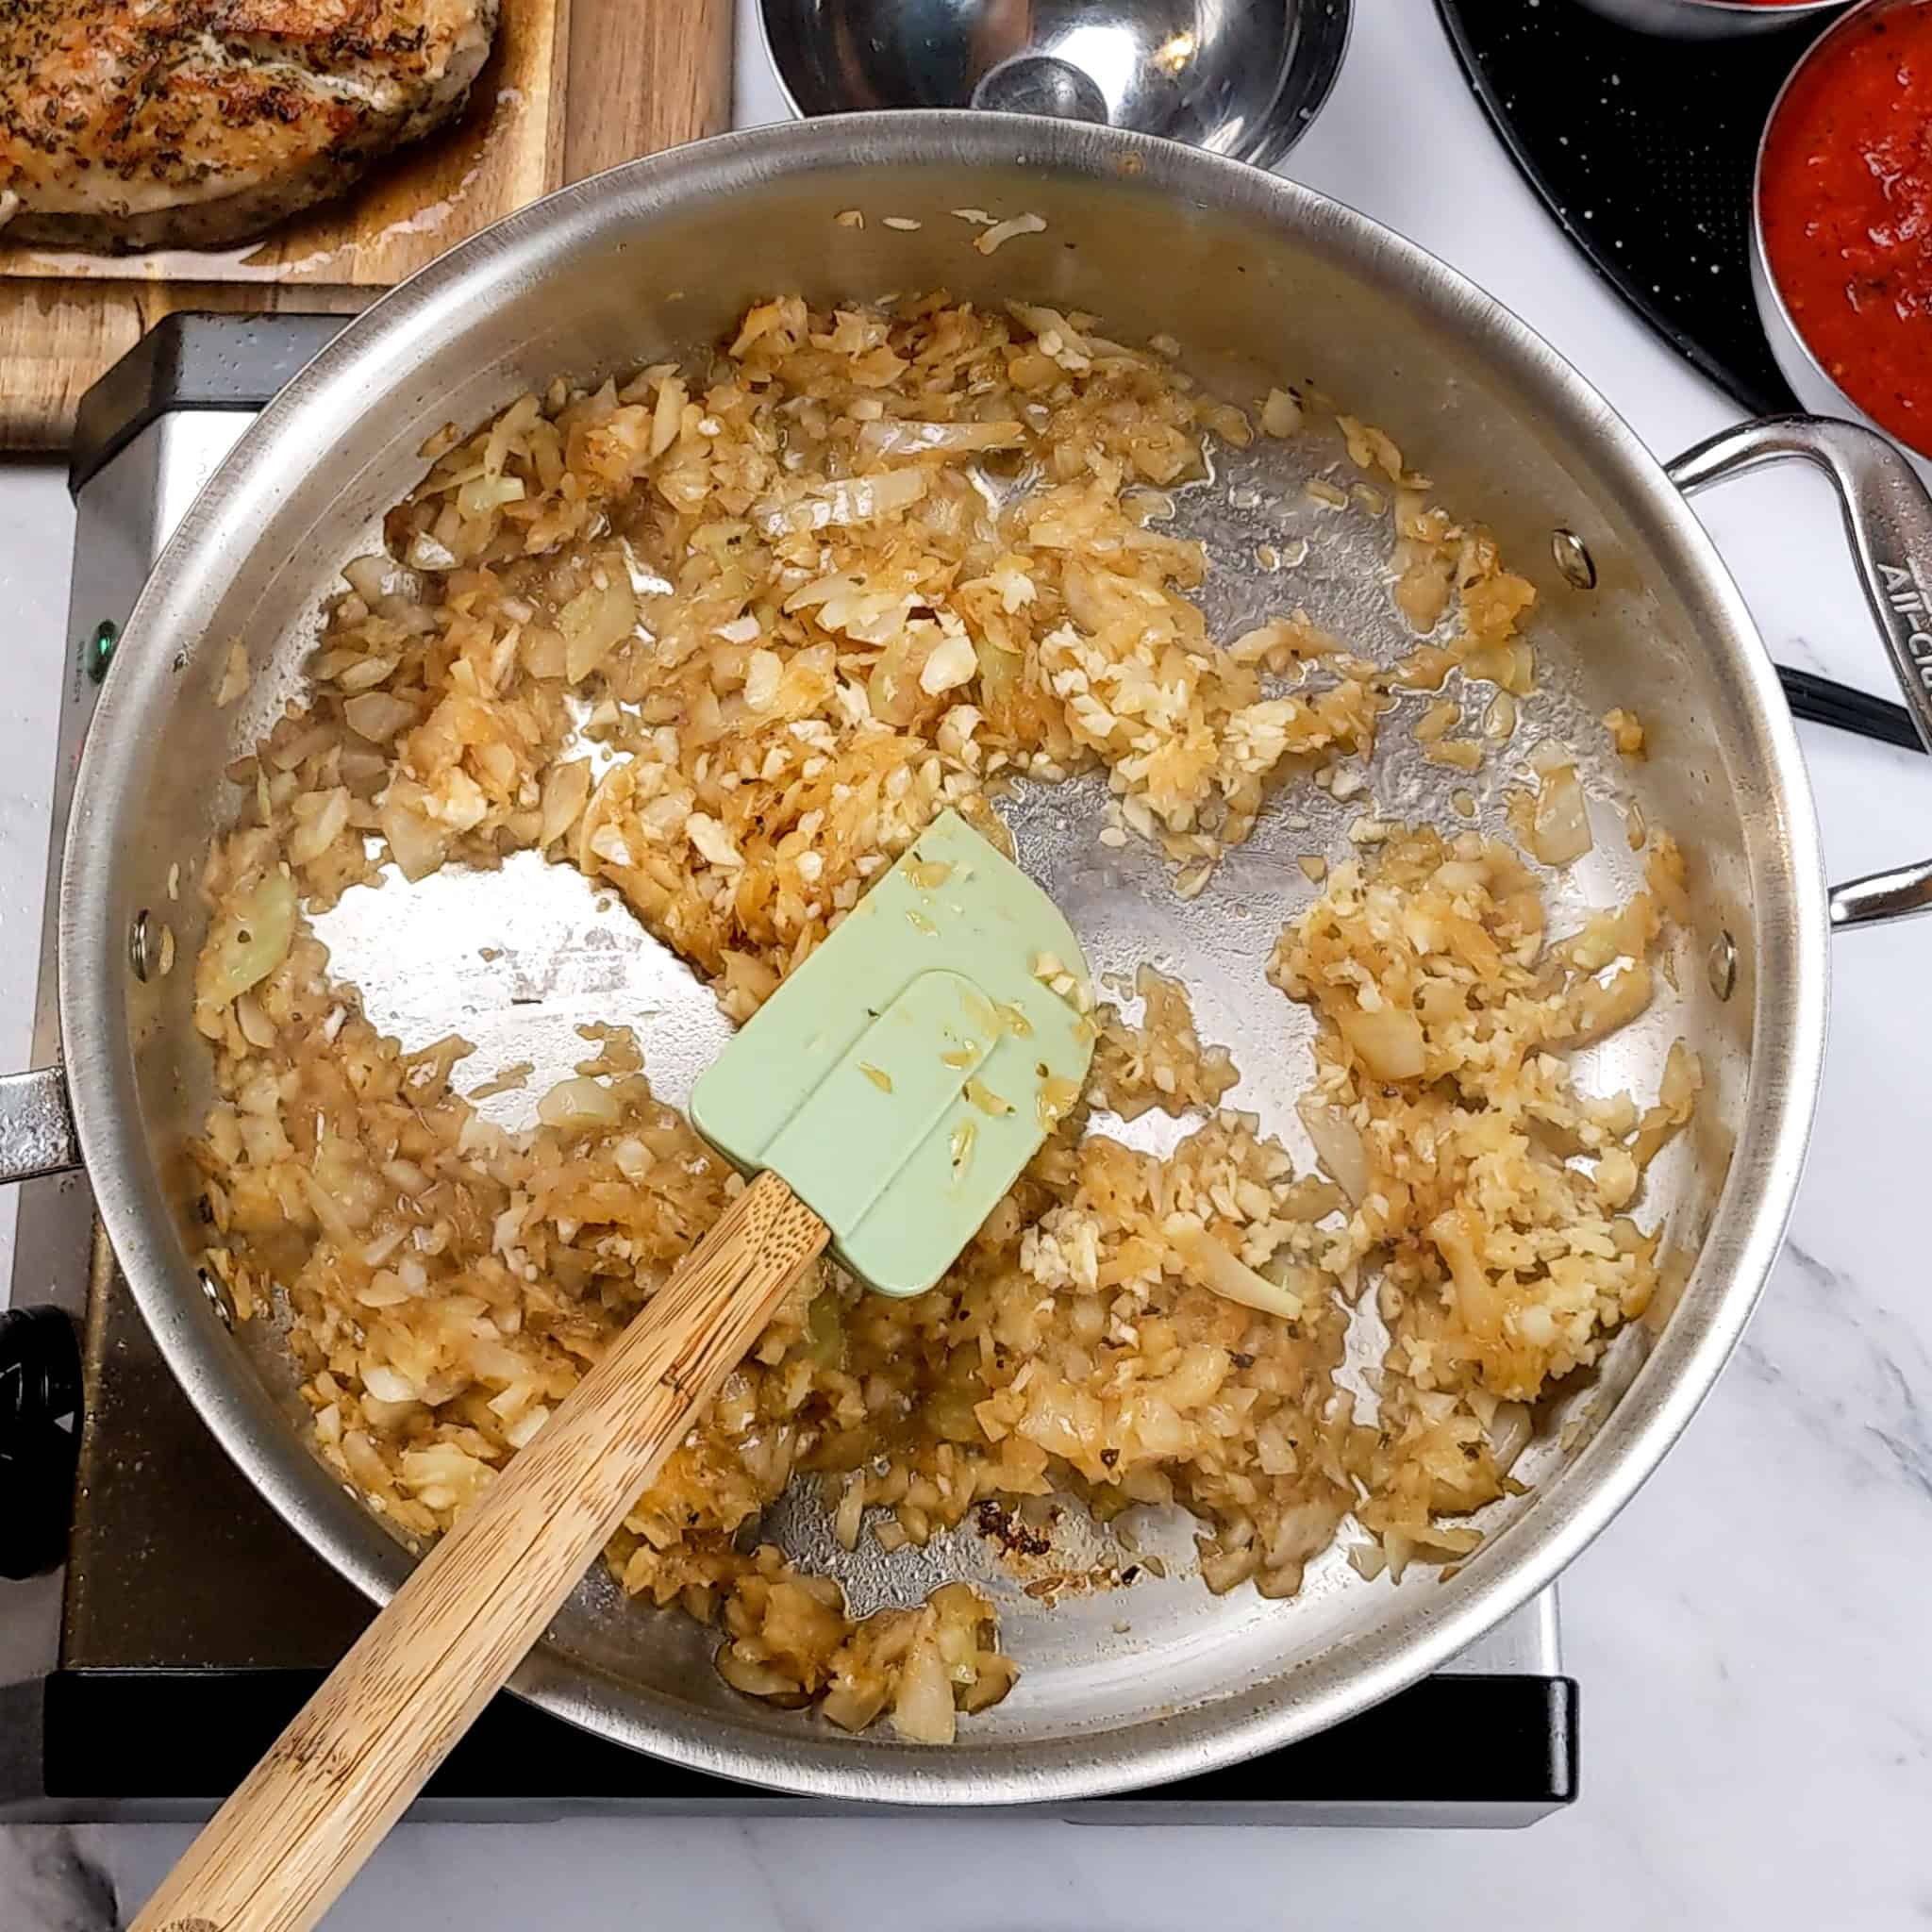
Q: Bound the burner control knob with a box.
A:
[0,1305,82,1579]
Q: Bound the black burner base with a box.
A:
[30,1670,1575,1824]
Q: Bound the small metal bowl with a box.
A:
[758,0,1352,170]
[1750,0,1932,481]
[1569,0,1844,41]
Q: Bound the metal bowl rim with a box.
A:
[1569,0,1843,40]
[754,0,1356,171]
[1670,0,1843,15]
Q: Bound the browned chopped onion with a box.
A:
[1340,1004,1426,1081]
[287,788,352,866]
[214,640,252,708]
[536,1076,622,1131]
[539,759,591,846]
[889,1627,957,1744]
[559,573,637,683]
[343,692,417,743]
[203,874,295,1006]
[378,792,450,883]
[187,291,1688,1751]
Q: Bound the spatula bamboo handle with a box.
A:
[130,1171,828,1932]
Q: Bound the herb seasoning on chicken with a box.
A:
[0,0,497,252]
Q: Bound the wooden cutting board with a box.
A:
[0,0,733,449]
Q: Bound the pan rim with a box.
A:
[58,111,1829,1805]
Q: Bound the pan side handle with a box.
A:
[0,1068,80,1184]
[1669,414,1932,932]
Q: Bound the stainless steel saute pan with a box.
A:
[4,115,1929,1804]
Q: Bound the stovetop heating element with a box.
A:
[0,319,1577,1826]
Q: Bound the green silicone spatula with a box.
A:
[135,809,1092,1932]
[691,807,1094,1294]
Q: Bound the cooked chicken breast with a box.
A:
[0,0,499,252]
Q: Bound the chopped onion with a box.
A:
[234,994,276,1050]
[343,691,418,743]
[537,1076,621,1131]
[265,722,336,772]
[406,531,458,573]
[361,1365,418,1404]
[1261,388,1302,438]
[919,630,977,695]
[538,758,591,846]
[1171,1224,1305,1321]
[214,640,252,708]
[1340,1004,1426,1082]
[1463,640,1536,694]
[559,573,637,683]
[855,419,1023,460]
[505,1405,550,1449]
[378,791,450,883]
[755,468,927,536]
[867,634,924,725]
[1659,1038,1700,1112]
[1528,763,1593,866]
[650,375,687,459]
[717,1646,803,1701]
[974,211,1046,256]
[380,1158,432,1197]
[481,392,540,482]
[457,473,526,519]
[1489,1402,1533,1475]
[337,654,400,694]
[1297,1097,1371,1204]
[287,787,352,866]
[520,625,566,680]
[203,873,296,1005]
[834,1477,865,1552]
[297,1169,358,1250]
[1568,959,1653,1046]
[341,553,407,603]
[890,1628,957,1744]
[360,1229,407,1267]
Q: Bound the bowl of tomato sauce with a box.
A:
[1756,0,1932,475]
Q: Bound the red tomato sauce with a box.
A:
[1760,2,1932,452]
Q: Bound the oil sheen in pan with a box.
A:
[311,405,1679,1681]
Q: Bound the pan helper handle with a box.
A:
[0,1068,80,1186]
[1669,415,1932,931]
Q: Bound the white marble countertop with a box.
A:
[6,1,1931,1924]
